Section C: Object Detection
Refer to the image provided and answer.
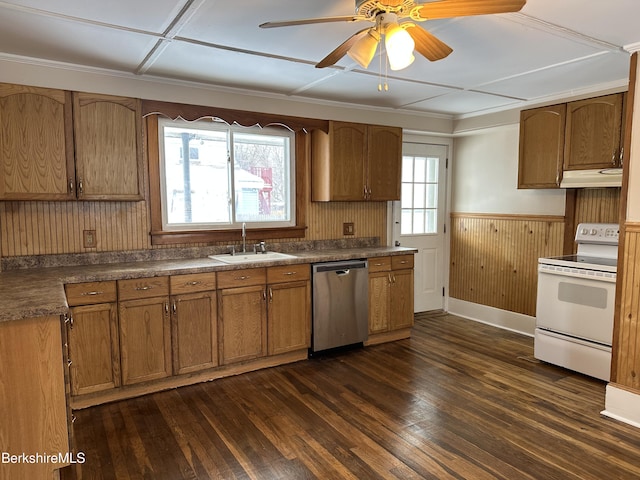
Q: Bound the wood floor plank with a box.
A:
[68,313,640,479]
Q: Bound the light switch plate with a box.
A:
[343,222,355,236]
[83,230,97,248]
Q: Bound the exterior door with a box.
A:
[392,143,448,312]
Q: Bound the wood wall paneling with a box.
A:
[449,214,565,317]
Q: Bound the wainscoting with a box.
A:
[449,213,564,317]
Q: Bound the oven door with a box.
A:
[536,264,615,346]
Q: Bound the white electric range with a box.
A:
[535,223,619,381]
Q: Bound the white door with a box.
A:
[392,143,448,312]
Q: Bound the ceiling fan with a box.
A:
[260,0,527,70]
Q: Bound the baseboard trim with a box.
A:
[601,384,640,429]
[447,298,535,336]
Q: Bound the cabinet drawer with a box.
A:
[392,255,414,270]
[170,272,217,295]
[217,268,266,289]
[267,264,310,284]
[368,256,391,273]
[117,277,169,301]
[65,281,117,306]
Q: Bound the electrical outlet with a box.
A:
[343,222,355,236]
[83,230,97,248]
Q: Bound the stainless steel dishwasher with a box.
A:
[311,259,368,353]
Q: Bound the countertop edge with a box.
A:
[0,247,417,323]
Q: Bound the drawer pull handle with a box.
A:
[235,276,250,281]
[81,291,103,296]
[399,261,407,264]
[373,263,383,266]
[135,286,153,291]
[186,281,201,286]
[283,272,297,276]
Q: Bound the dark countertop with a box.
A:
[0,247,416,323]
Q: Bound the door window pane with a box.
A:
[401,155,439,234]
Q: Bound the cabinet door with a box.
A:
[73,92,144,200]
[0,83,75,200]
[390,269,414,330]
[564,93,623,171]
[368,271,391,334]
[68,303,121,396]
[518,104,566,188]
[268,280,310,355]
[367,125,402,200]
[219,285,267,364]
[171,291,218,375]
[119,296,171,385]
[313,122,367,201]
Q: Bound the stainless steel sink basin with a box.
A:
[208,251,297,264]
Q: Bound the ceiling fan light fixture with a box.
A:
[347,29,380,68]
[384,23,415,71]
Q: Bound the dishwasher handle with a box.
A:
[313,260,368,274]
[336,269,350,276]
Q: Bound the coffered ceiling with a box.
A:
[0,0,637,118]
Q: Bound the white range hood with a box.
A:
[560,168,623,188]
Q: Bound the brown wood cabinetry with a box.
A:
[518,104,566,188]
[65,281,120,396]
[0,316,70,479]
[0,83,143,201]
[170,272,218,375]
[118,277,172,385]
[367,255,414,343]
[518,92,626,189]
[564,93,624,171]
[0,83,75,200]
[73,92,144,200]
[312,121,402,201]
[267,264,311,355]
[217,268,268,365]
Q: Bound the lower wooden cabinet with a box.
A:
[0,316,70,479]
[367,255,415,339]
[65,281,120,396]
[267,264,311,355]
[170,272,218,375]
[68,302,120,395]
[219,284,268,365]
[117,277,171,385]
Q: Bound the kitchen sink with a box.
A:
[208,251,297,264]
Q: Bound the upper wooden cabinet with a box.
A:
[0,83,75,200]
[73,92,144,200]
[312,121,402,201]
[0,83,144,201]
[518,104,566,189]
[564,93,624,171]
[518,92,626,189]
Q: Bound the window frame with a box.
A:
[146,114,310,245]
[157,118,296,232]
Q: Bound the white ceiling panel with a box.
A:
[0,0,186,32]
[146,41,331,95]
[408,90,522,116]
[0,7,156,69]
[300,71,458,108]
[479,51,631,100]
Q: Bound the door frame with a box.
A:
[387,132,453,312]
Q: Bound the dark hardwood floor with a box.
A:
[69,312,640,479]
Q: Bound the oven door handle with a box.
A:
[538,264,617,283]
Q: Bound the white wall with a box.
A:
[451,124,566,216]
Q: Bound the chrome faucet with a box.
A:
[241,222,247,253]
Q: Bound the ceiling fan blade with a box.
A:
[414,0,526,20]
[404,24,453,61]
[316,28,372,68]
[260,15,366,29]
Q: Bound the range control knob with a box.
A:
[581,228,589,235]
[590,229,598,235]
